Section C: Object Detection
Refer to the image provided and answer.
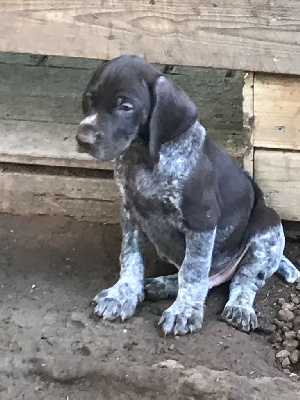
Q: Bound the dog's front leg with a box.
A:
[93,202,146,321]
[159,229,216,335]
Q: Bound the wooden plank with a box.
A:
[0,62,114,170]
[0,52,101,69]
[242,72,254,177]
[0,63,92,99]
[0,60,246,169]
[0,1,299,74]
[0,119,114,170]
[254,150,300,221]
[0,62,89,126]
[0,169,121,223]
[253,74,300,150]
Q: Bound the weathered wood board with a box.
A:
[254,150,300,222]
[0,119,113,170]
[242,73,254,177]
[0,168,121,223]
[0,61,114,169]
[0,1,299,75]
[254,74,300,151]
[0,58,245,170]
[243,72,300,221]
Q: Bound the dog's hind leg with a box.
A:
[276,256,300,283]
[222,223,285,332]
[145,274,178,300]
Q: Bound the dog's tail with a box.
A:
[276,255,300,283]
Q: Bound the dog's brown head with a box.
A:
[76,55,198,162]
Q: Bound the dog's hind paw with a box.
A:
[277,256,300,283]
[145,275,178,301]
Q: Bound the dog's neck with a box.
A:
[135,120,206,165]
[121,121,206,173]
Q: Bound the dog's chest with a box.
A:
[117,159,183,225]
[115,153,187,265]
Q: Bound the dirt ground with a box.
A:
[0,214,300,399]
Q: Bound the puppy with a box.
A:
[76,55,299,335]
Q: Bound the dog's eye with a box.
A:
[121,103,133,111]
[117,99,133,112]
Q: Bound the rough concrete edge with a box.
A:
[7,355,298,400]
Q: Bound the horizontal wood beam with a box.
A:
[0,169,121,223]
[0,1,299,74]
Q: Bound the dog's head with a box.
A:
[76,55,198,162]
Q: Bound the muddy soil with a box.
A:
[0,214,300,399]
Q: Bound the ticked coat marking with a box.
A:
[76,55,299,335]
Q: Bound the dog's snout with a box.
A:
[77,114,99,146]
[76,124,97,146]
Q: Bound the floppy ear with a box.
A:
[149,76,198,161]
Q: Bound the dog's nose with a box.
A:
[76,123,97,146]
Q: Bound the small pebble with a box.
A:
[282,357,291,368]
[293,316,300,330]
[278,298,285,305]
[70,312,87,328]
[283,368,290,374]
[276,349,291,358]
[282,325,292,333]
[272,332,283,343]
[155,360,184,369]
[290,350,299,365]
[282,302,294,310]
[283,339,299,353]
[277,309,294,322]
[283,322,293,330]
[292,297,300,305]
[297,330,300,339]
[284,331,296,340]
[274,319,284,328]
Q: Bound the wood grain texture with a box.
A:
[254,150,300,221]
[0,59,245,169]
[253,74,300,150]
[0,1,299,74]
[0,170,121,223]
[0,62,114,170]
[242,72,254,176]
[0,119,114,170]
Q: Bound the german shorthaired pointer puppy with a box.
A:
[76,55,299,335]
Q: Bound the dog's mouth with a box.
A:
[76,142,100,160]
[76,132,133,161]
[77,142,90,154]
[76,141,121,162]
[76,134,95,154]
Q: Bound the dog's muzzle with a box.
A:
[76,121,98,150]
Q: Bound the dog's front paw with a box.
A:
[93,282,144,321]
[222,304,258,332]
[159,300,204,335]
